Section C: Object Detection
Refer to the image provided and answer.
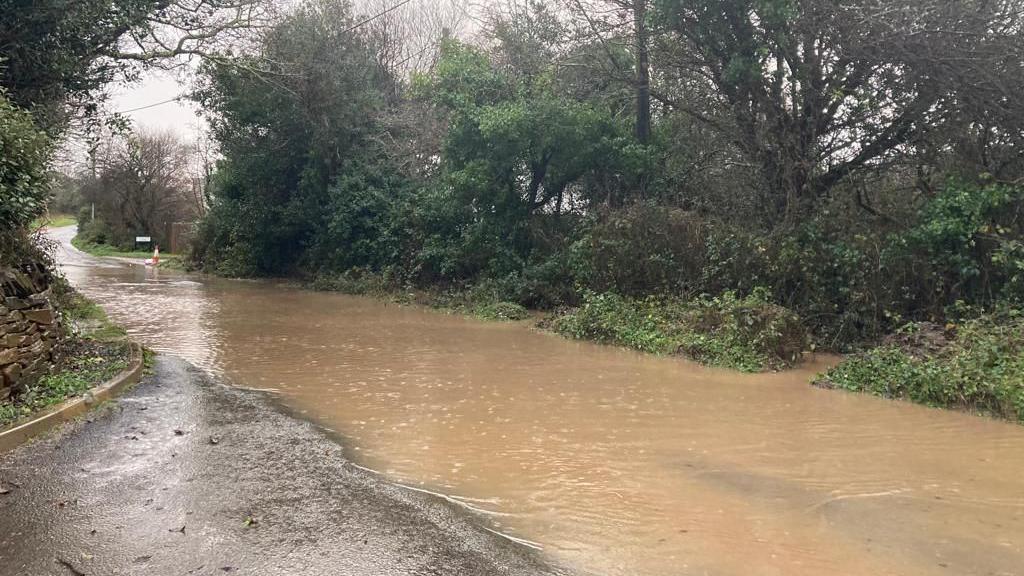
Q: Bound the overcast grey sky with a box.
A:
[105,0,491,141]
[109,70,205,140]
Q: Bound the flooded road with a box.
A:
[53,227,1024,576]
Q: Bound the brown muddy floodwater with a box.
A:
[53,227,1024,576]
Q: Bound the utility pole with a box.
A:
[634,0,651,145]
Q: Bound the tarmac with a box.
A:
[0,356,565,576]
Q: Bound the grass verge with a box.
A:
[32,213,76,228]
[0,291,131,427]
[815,312,1024,422]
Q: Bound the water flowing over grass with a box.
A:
[548,289,808,372]
[817,312,1024,422]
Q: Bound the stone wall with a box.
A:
[0,268,62,401]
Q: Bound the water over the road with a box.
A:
[54,227,1024,576]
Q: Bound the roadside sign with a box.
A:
[136,236,152,242]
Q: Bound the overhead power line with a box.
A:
[345,0,416,34]
[112,0,420,114]
[113,96,183,114]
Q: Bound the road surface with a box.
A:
[0,357,564,576]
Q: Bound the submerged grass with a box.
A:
[309,270,531,321]
[817,312,1024,422]
[474,301,530,321]
[309,270,807,371]
[548,289,808,372]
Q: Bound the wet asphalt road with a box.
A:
[0,357,566,576]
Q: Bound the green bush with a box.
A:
[818,313,1024,421]
[0,92,50,232]
[551,292,672,353]
[679,289,808,371]
[570,203,707,297]
[691,181,1024,349]
[188,197,263,277]
[74,211,115,247]
[551,289,806,371]
[460,247,578,310]
[763,224,884,347]
[886,180,1024,313]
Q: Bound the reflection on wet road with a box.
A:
[54,226,1024,576]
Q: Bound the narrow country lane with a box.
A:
[22,226,1024,576]
[0,357,564,576]
[5,1,1024,574]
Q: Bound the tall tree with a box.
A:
[83,128,195,246]
[191,0,393,274]
[0,0,159,129]
[653,0,1024,221]
[0,0,273,132]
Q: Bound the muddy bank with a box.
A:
[0,356,564,576]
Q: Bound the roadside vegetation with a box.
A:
[0,288,130,427]
[182,1,1023,381]
[817,311,1024,422]
[68,128,206,260]
[550,290,806,372]
[2,1,1024,418]
[0,0,208,427]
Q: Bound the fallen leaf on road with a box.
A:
[173,429,186,436]
[169,525,186,534]
[209,436,220,445]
